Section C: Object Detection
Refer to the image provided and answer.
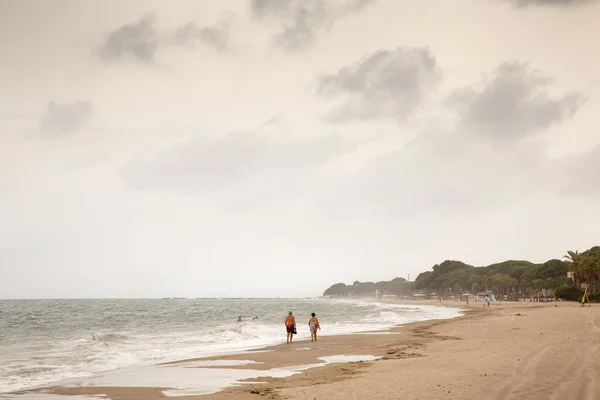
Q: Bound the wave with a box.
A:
[0,299,463,394]
[91,332,129,343]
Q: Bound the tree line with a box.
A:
[322,246,600,301]
[564,246,600,292]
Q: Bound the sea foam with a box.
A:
[0,298,462,393]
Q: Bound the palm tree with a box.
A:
[564,250,580,261]
[564,250,581,282]
[578,252,600,293]
[564,250,581,264]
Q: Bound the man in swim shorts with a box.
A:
[285,311,296,344]
[308,313,320,342]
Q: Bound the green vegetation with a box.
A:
[564,246,600,293]
[554,285,583,302]
[413,259,571,298]
[323,278,413,298]
[322,246,600,302]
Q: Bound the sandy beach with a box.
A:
[15,300,600,400]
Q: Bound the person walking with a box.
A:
[284,311,296,344]
[308,313,320,342]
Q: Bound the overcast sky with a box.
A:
[1,0,599,299]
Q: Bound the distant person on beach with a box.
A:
[308,313,320,342]
[285,311,296,343]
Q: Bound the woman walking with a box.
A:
[308,313,320,342]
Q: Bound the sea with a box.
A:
[0,298,463,394]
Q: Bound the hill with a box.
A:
[322,246,600,300]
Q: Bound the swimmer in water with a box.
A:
[237,316,242,322]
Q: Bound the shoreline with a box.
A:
[3,299,462,396]
[13,300,596,399]
[6,300,463,398]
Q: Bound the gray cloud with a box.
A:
[251,0,375,51]
[315,61,587,219]
[122,122,354,207]
[507,0,598,6]
[117,52,587,220]
[554,144,600,197]
[317,47,440,122]
[315,133,550,223]
[39,101,93,135]
[173,22,230,51]
[98,16,230,63]
[447,62,583,142]
[98,16,158,63]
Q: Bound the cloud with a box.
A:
[122,121,354,206]
[314,132,550,223]
[98,15,158,63]
[173,22,230,51]
[507,0,598,7]
[313,60,587,219]
[98,16,230,63]
[251,0,375,51]
[554,143,600,197]
[447,62,583,142]
[39,101,93,135]
[316,47,440,122]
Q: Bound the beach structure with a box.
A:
[475,291,497,302]
[413,293,426,300]
[581,286,592,307]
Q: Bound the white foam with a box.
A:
[178,360,262,368]
[0,394,107,400]
[58,364,299,397]
[319,355,380,363]
[47,354,380,397]
[1,301,463,393]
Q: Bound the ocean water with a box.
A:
[0,298,462,393]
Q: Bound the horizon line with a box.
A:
[0,297,324,301]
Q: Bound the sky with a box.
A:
[1,0,599,299]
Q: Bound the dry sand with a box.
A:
[22,300,600,400]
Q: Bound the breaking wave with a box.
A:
[0,298,462,393]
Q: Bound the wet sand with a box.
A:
[16,300,600,400]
